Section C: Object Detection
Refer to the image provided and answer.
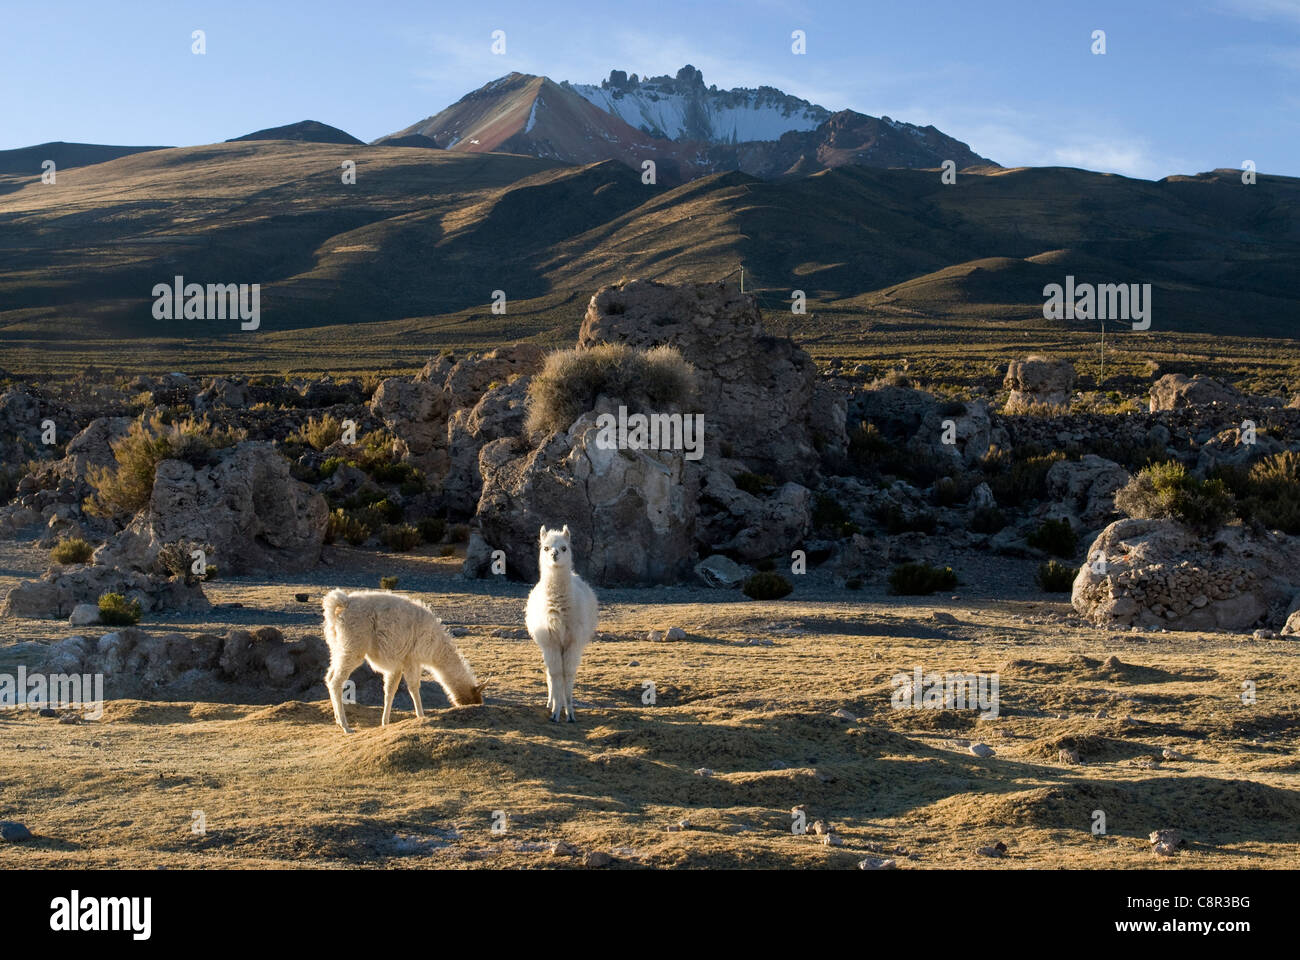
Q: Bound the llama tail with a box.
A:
[322,588,349,625]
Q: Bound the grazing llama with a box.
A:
[322,589,484,734]
[526,525,598,722]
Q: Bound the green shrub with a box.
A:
[525,343,698,436]
[380,576,399,590]
[1237,451,1300,534]
[878,505,937,535]
[1115,461,1235,534]
[379,523,421,552]
[742,571,793,600]
[319,456,353,479]
[1027,518,1078,558]
[888,562,957,596]
[417,517,446,543]
[153,540,214,584]
[735,472,777,497]
[293,414,344,451]
[449,523,470,543]
[812,494,851,531]
[970,506,1007,534]
[327,508,370,546]
[87,413,245,519]
[98,592,141,626]
[983,447,1066,505]
[1037,560,1076,593]
[50,537,94,565]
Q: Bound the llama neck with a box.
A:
[540,565,574,599]
[420,624,479,705]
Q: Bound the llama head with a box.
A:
[454,680,488,706]
[538,524,574,572]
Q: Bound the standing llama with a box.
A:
[526,525,598,722]
[322,589,484,734]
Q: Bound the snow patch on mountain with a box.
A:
[568,66,829,144]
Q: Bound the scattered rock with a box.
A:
[694,767,714,777]
[977,841,1008,858]
[931,611,957,624]
[1149,829,1185,856]
[550,841,578,857]
[0,821,33,842]
[68,603,100,626]
[664,627,687,642]
[583,850,613,868]
[831,708,857,721]
[1058,748,1080,765]
[858,856,896,870]
[969,743,995,758]
[821,833,843,847]
[695,555,752,589]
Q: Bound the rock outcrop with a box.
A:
[1149,374,1241,412]
[470,414,699,585]
[1005,356,1075,409]
[577,280,845,483]
[1072,517,1300,631]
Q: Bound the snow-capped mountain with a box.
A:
[381,66,996,182]
[565,65,829,144]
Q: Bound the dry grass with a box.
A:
[2,533,1296,869]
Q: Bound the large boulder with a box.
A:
[34,627,332,701]
[695,468,812,561]
[919,399,991,466]
[59,416,132,482]
[1004,356,1075,409]
[470,413,698,585]
[1072,517,1300,631]
[1046,455,1130,528]
[443,377,532,515]
[577,280,845,483]
[1,565,208,619]
[851,385,937,442]
[95,441,326,576]
[370,345,544,478]
[1195,426,1285,472]
[1149,374,1241,412]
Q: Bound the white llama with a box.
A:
[322,589,484,734]
[525,525,598,722]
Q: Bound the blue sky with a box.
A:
[3,0,1298,179]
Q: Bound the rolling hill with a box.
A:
[0,137,1296,374]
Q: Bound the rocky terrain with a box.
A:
[2,279,1299,868]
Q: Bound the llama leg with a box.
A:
[405,661,425,718]
[541,645,565,722]
[381,669,401,726]
[326,656,361,734]
[561,645,583,722]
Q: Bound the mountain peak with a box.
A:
[383,68,996,181]
[227,120,363,145]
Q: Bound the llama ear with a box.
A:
[561,524,571,538]
[539,524,547,542]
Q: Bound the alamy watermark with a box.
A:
[0,667,104,720]
[1042,275,1151,330]
[152,275,260,330]
[891,666,999,719]
[594,405,704,461]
